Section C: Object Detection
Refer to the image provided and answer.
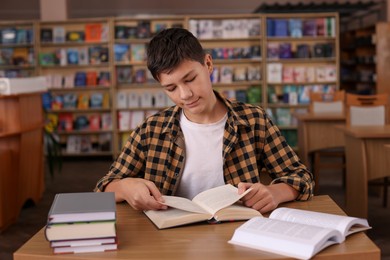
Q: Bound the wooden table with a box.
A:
[294,113,345,167]
[336,125,390,218]
[14,195,380,260]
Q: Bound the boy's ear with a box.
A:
[205,54,213,74]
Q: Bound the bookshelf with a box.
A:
[37,18,114,156]
[340,25,376,94]
[112,16,185,155]
[264,13,340,149]
[185,14,263,106]
[0,20,38,78]
[1,13,339,157]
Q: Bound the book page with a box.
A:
[229,217,341,260]
[192,184,252,215]
[161,196,209,214]
[270,208,370,239]
[144,208,210,229]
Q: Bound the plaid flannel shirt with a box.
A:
[95,92,314,200]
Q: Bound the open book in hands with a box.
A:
[144,184,262,229]
[229,207,371,260]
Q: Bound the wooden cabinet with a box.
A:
[0,20,38,78]
[37,18,114,156]
[0,93,44,231]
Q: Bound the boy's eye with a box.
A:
[166,86,176,92]
[185,76,196,83]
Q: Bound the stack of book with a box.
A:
[45,192,117,254]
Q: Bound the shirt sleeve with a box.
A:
[94,130,145,192]
[262,113,314,200]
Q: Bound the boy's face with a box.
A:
[158,54,216,123]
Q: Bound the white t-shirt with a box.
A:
[175,111,227,199]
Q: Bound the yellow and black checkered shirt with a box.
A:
[95,92,314,200]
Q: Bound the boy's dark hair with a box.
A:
[147,28,206,81]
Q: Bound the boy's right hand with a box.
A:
[107,178,168,211]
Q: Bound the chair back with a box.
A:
[309,90,345,114]
[345,93,389,126]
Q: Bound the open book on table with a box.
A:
[144,184,262,229]
[229,207,371,260]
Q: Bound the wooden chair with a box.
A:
[309,90,346,194]
[346,93,389,207]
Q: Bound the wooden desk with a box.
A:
[294,113,345,167]
[14,195,380,260]
[337,125,390,218]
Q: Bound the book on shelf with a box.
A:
[62,93,77,109]
[89,114,101,130]
[40,28,53,43]
[303,19,317,36]
[58,113,73,131]
[118,111,131,131]
[116,67,133,84]
[66,31,84,42]
[229,207,371,260]
[67,48,79,65]
[267,42,279,60]
[77,93,89,109]
[279,43,292,59]
[144,184,261,229]
[117,91,128,108]
[289,18,303,37]
[85,23,102,42]
[130,111,145,129]
[52,26,66,43]
[114,43,130,62]
[154,90,167,108]
[74,115,89,131]
[267,63,282,83]
[90,92,104,108]
[274,19,288,37]
[131,43,146,62]
[78,47,89,65]
[101,113,113,130]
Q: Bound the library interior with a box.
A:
[1,0,390,259]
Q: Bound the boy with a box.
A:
[95,28,314,213]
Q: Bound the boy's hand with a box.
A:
[107,178,168,211]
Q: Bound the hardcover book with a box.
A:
[47,192,116,224]
[144,184,261,229]
[229,207,370,260]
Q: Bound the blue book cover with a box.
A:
[289,19,303,38]
[266,19,275,37]
[274,19,288,37]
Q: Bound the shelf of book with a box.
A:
[38,18,115,157]
[0,20,38,78]
[263,13,339,149]
[340,25,376,94]
[112,16,186,156]
[1,13,339,157]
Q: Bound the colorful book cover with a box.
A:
[289,19,302,38]
[85,23,102,42]
[274,19,288,37]
[267,63,282,83]
[53,26,66,43]
[130,44,146,62]
[77,93,89,109]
